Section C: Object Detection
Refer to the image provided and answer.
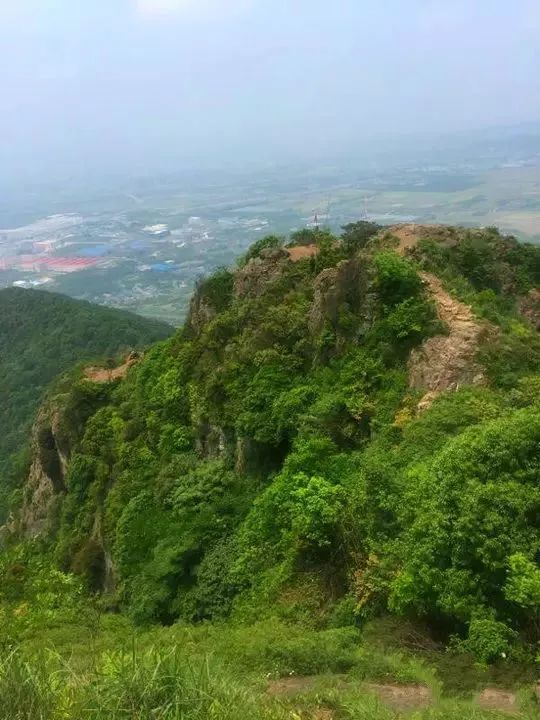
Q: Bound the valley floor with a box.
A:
[4,614,540,719]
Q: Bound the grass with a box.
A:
[2,617,539,719]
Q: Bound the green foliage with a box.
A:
[480,320,540,387]
[1,617,539,719]
[373,251,424,306]
[289,475,345,548]
[111,459,254,624]
[239,234,284,266]
[388,408,540,636]
[0,546,84,646]
[456,617,516,664]
[238,470,344,564]
[416,228,540,295]
[195,268,234,312]
[0,645,288,720]
[289,227,331,247]
[504,554,540,609]
[71,539,106,593]
[341,220,381,256]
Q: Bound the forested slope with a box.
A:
[0,287,172,518]
[5,223,540,663]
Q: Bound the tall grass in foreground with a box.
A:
[0,648,68,720]
[0,644,537,719]
[0,646,285,720]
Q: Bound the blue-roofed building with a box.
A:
[79,245,110,257]
[150,263,176,272]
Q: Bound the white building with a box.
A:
[143,224,170,238]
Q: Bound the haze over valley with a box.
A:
[2,124,539,324]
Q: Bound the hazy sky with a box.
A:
[0,0,539,183]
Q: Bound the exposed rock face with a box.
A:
[187,288,217,335]
[193,424,282,478]
[233,247,289,299]
[91,511,115,593]
[519,288,540,330]
[308,257,372,335]
[20,405,69,538]
[196,423,235,461]
[408,272,490,410]
[17,397,116,590]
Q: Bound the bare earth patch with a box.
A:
[84,352,140,383]
[477,687,518,715]
[267,675,346,697]
[287,244,319,262]
[365,682,432,712]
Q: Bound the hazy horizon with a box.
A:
[1,0,539,185]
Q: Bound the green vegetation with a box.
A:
[0,287,172,520]
[2,224,540,717]
[2,611,540,719]
[341,220,382,256]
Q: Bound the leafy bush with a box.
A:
[373,251,423,306]
[341,221,381,256]
[387,408,540,651]
[456,617,516,664]
[239,234,284,266]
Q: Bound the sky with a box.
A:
[0,0,539,184]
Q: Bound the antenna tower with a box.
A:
[361,196,369,221]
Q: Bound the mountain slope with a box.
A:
[6,223,540,661]
[0,287,172,517]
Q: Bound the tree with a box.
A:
[341,221,381,256]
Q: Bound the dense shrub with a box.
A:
[388,409,540,637]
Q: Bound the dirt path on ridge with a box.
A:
[408,272,488,410]
[387,223,454,256]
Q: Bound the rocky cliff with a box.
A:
[19,403,69,539]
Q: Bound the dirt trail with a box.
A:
[477,688,518,715]
[267,676,346,697]
[409,272,487,410]
[365,683,431,711]
[84,352,140,383]
[266,676,528,715]
[267,677,431,713]
[387,223,454,256]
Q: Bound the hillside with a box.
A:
[2,223,540,717]
[0,287,172,519]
